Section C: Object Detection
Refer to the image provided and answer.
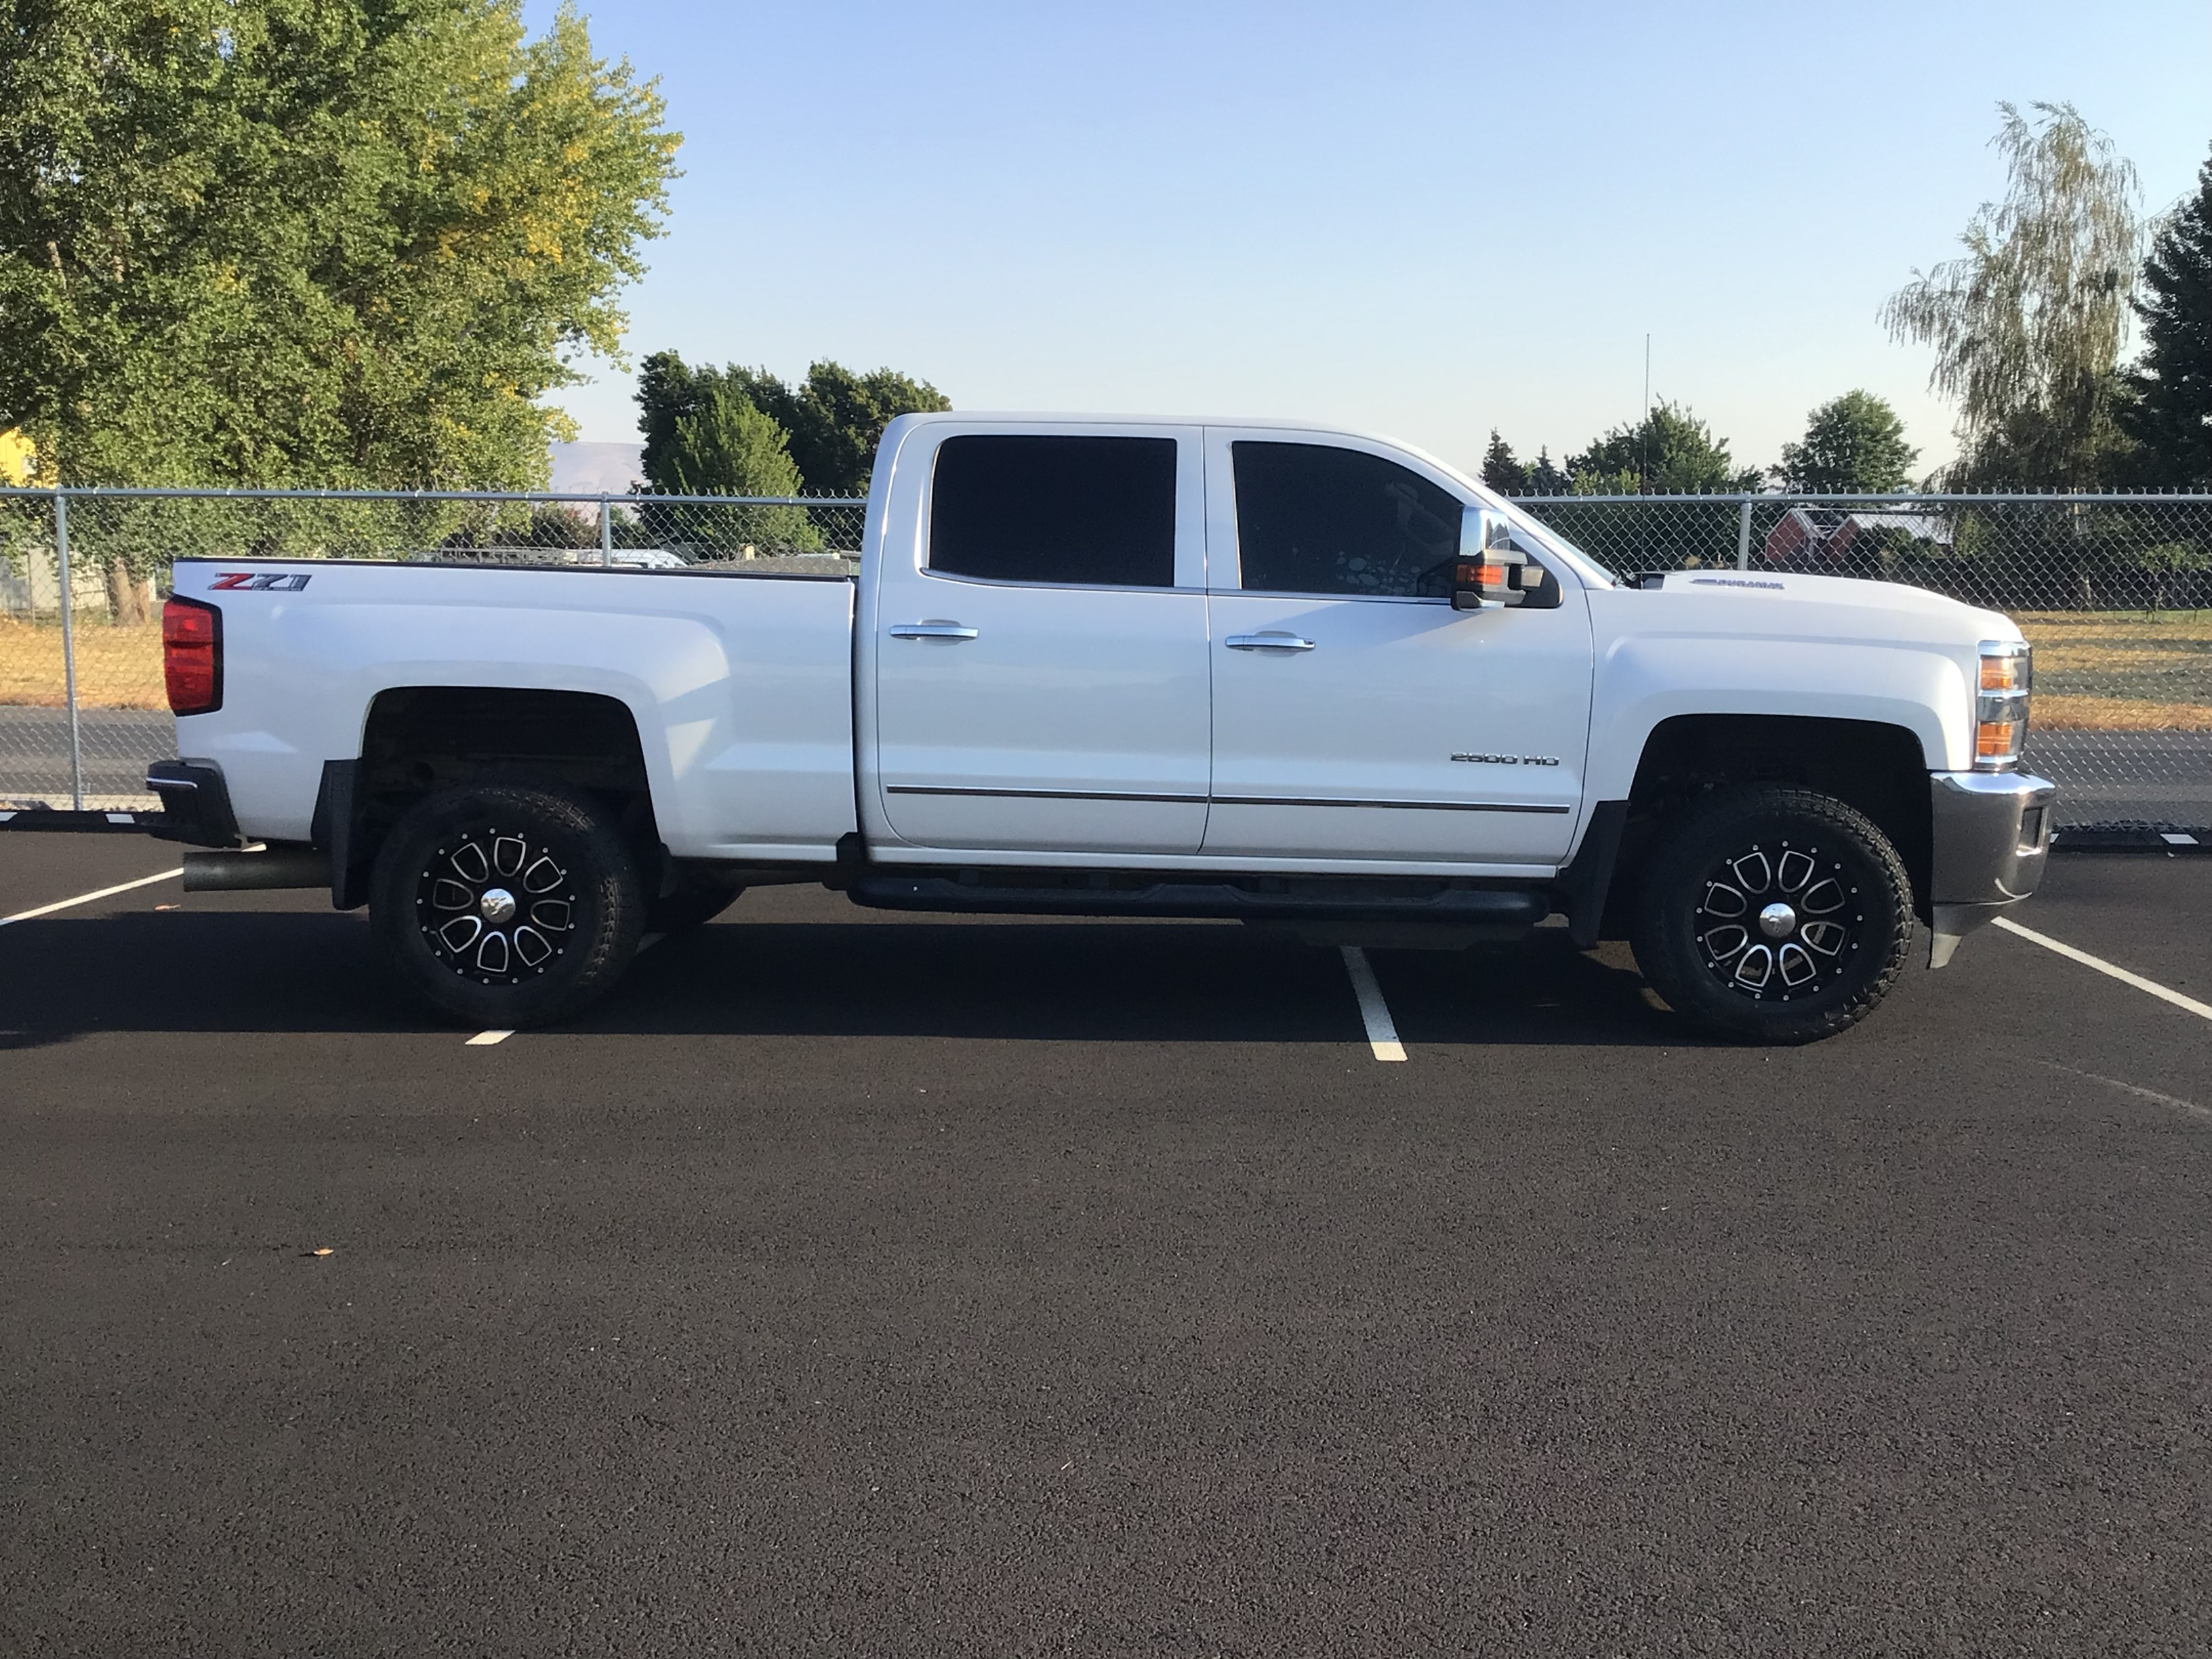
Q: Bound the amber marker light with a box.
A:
[1972,640,2031,771]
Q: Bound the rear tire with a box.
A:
[371,784,646,1028]
[1630,785,1913,1044]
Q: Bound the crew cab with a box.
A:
[147,414,2055,1044]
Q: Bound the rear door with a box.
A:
[869,425,1211,855]
[1202,430,1593,865]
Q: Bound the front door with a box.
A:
[1201,430,1593,865]
[870,426,1211,855]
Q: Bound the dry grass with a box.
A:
[2032,695,2212,731]
[0,618,166,708]
[2013,610,2212,729]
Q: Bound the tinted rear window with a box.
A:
[1231,441,1462,598]
[929,435,1176,588]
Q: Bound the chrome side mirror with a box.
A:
[1454,506,1551,610]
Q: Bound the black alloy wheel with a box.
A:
[1631,785,1914,1044]
[417,824,577,984]
[1692,841,1861,1000]
[371,784,646,1027]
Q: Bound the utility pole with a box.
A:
[1640,333,1652,492]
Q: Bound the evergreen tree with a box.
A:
[1775,391,1920,493]
[2122,144,2212,487]
[1479,429,1529,493]
[1527,447,1572,495]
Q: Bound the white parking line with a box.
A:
[1340,946,1407,1062]
[2039,1061,2211,1123]
[1,867,183,927]
[1993,916,2212,1023]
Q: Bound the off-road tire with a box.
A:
[1630,785,1914,1045]
[371,784,646,1028]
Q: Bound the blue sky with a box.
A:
[529,0,2212,480]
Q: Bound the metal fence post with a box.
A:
[599,495,613,568]
[1735,497,1755,570]
[55,490,85,811]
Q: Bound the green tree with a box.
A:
[1526,447,1571,495]
[0,1,678,494]
[767,361,952,495]
[1774,391,1920,493]
[1882,103,2141,489]
[1479,429,1528,493]
[658,384,820,553]
[1568,402,1763,494]
[636,353,949,496]
[2121,144,2212,487]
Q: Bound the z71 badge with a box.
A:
[210,572,312,592]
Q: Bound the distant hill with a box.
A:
[549,441,644,495]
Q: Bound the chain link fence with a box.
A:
[1510,491,2212,832]
[0,488,868,811]
[2,485,2206,829]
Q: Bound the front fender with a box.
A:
[1586,634,1966,801]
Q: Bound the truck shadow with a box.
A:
[0,908,1706,1050]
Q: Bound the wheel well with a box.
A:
[1612,714,1932,926]
[352,687,658,880]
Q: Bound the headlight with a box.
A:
[1974,639,2031,771]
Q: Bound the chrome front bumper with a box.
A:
[1926,771,2057,967]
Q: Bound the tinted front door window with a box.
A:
[1231,441,1460,598]
[930,435,1176,587]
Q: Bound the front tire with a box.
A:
[370,784,647,1027]
[1630,785,1914,1044]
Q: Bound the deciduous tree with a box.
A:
[1568,403,1762,495]
[0,1,678,491]
[657,383,819,552]
[636,353,949,497]
[1882,103,2141,489]
[1774,391,1920,493]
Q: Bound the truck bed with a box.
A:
[171,557,861,862]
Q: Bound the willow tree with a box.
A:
[1882,103,2140,489]
[0,1,678,613]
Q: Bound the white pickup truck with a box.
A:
[148,413,2053,1043]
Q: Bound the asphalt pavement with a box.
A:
[3,837,2210,1656]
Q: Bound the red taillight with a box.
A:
[163,596,222,715]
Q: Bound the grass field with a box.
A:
[2015,611,2212,730]
[0,618,165,709]
[5,610,2210,729]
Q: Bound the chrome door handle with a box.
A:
[888,623,979,640]
[1225,632,1316,652]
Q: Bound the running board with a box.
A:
[847,873,1550,928]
